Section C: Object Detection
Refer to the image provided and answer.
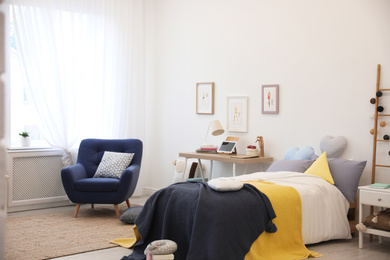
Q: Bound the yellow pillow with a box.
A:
[304,152,334,184]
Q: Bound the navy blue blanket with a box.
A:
[121,181,276,260]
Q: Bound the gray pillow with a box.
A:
[320,136,347,158]
[327,158,366,203]
[93,151,134,179]
[120,206,143,224]
[266,160,314,173]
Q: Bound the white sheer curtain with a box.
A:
[8,0,145,166]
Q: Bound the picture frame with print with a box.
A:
[196,82,214,114]
[227,96,248,132]
[262,84,279,114]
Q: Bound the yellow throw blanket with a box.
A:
[110,226,141,248]
[244,181,321,260]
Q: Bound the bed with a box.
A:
[122,153,366,260]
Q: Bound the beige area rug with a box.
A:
[5,203,136,260]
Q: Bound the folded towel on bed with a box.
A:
[207,178,244,191]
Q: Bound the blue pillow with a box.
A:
[284,146,315,160]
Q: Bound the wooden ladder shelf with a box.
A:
[371,64,390,183]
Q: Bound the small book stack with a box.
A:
[196,145,218,153]
[369,183,390,189]
[153,254,174,260]
[199,146,217,151]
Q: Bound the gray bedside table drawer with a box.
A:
[360,189,390,207]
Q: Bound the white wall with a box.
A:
[142,0,390,191]
[0,1,6,258]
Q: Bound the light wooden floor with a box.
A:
[51,235,390,260]
[7,196,390,260]
[307,236,390,260]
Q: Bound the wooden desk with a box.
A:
[179,152,273,181]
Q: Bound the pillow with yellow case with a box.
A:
[304,151,334,184]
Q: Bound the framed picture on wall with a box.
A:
[227,96,248,132]
[262,84,279,114]
[196,82,215,114]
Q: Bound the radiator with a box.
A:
[7,149,72,211]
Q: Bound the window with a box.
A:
[9,13,49,148]
[8,1,145,160]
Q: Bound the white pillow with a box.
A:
[93,151,134,179]
[208,178,243,191]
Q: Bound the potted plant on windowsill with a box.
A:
[19,131,31,146]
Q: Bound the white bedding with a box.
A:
[226,171,352,244]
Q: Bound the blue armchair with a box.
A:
[61,138,143,218]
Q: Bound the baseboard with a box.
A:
[143,187,159,196]
[7,200,74,213]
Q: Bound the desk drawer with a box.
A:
[360,190,390,208]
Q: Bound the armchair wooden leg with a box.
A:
[74,203,81,218]
[91,204,94,209]
[126,199,131,208]
[114,204,120,218]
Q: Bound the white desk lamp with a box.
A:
[201,120,225,149]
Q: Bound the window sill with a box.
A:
[7,147,59,152]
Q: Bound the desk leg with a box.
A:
[359,202,363,249]
[181,158,188,182]
[197,159,205,182]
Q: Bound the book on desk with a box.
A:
[369,183,390,189]
[196,149,217,153]
[152,254,174,260]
